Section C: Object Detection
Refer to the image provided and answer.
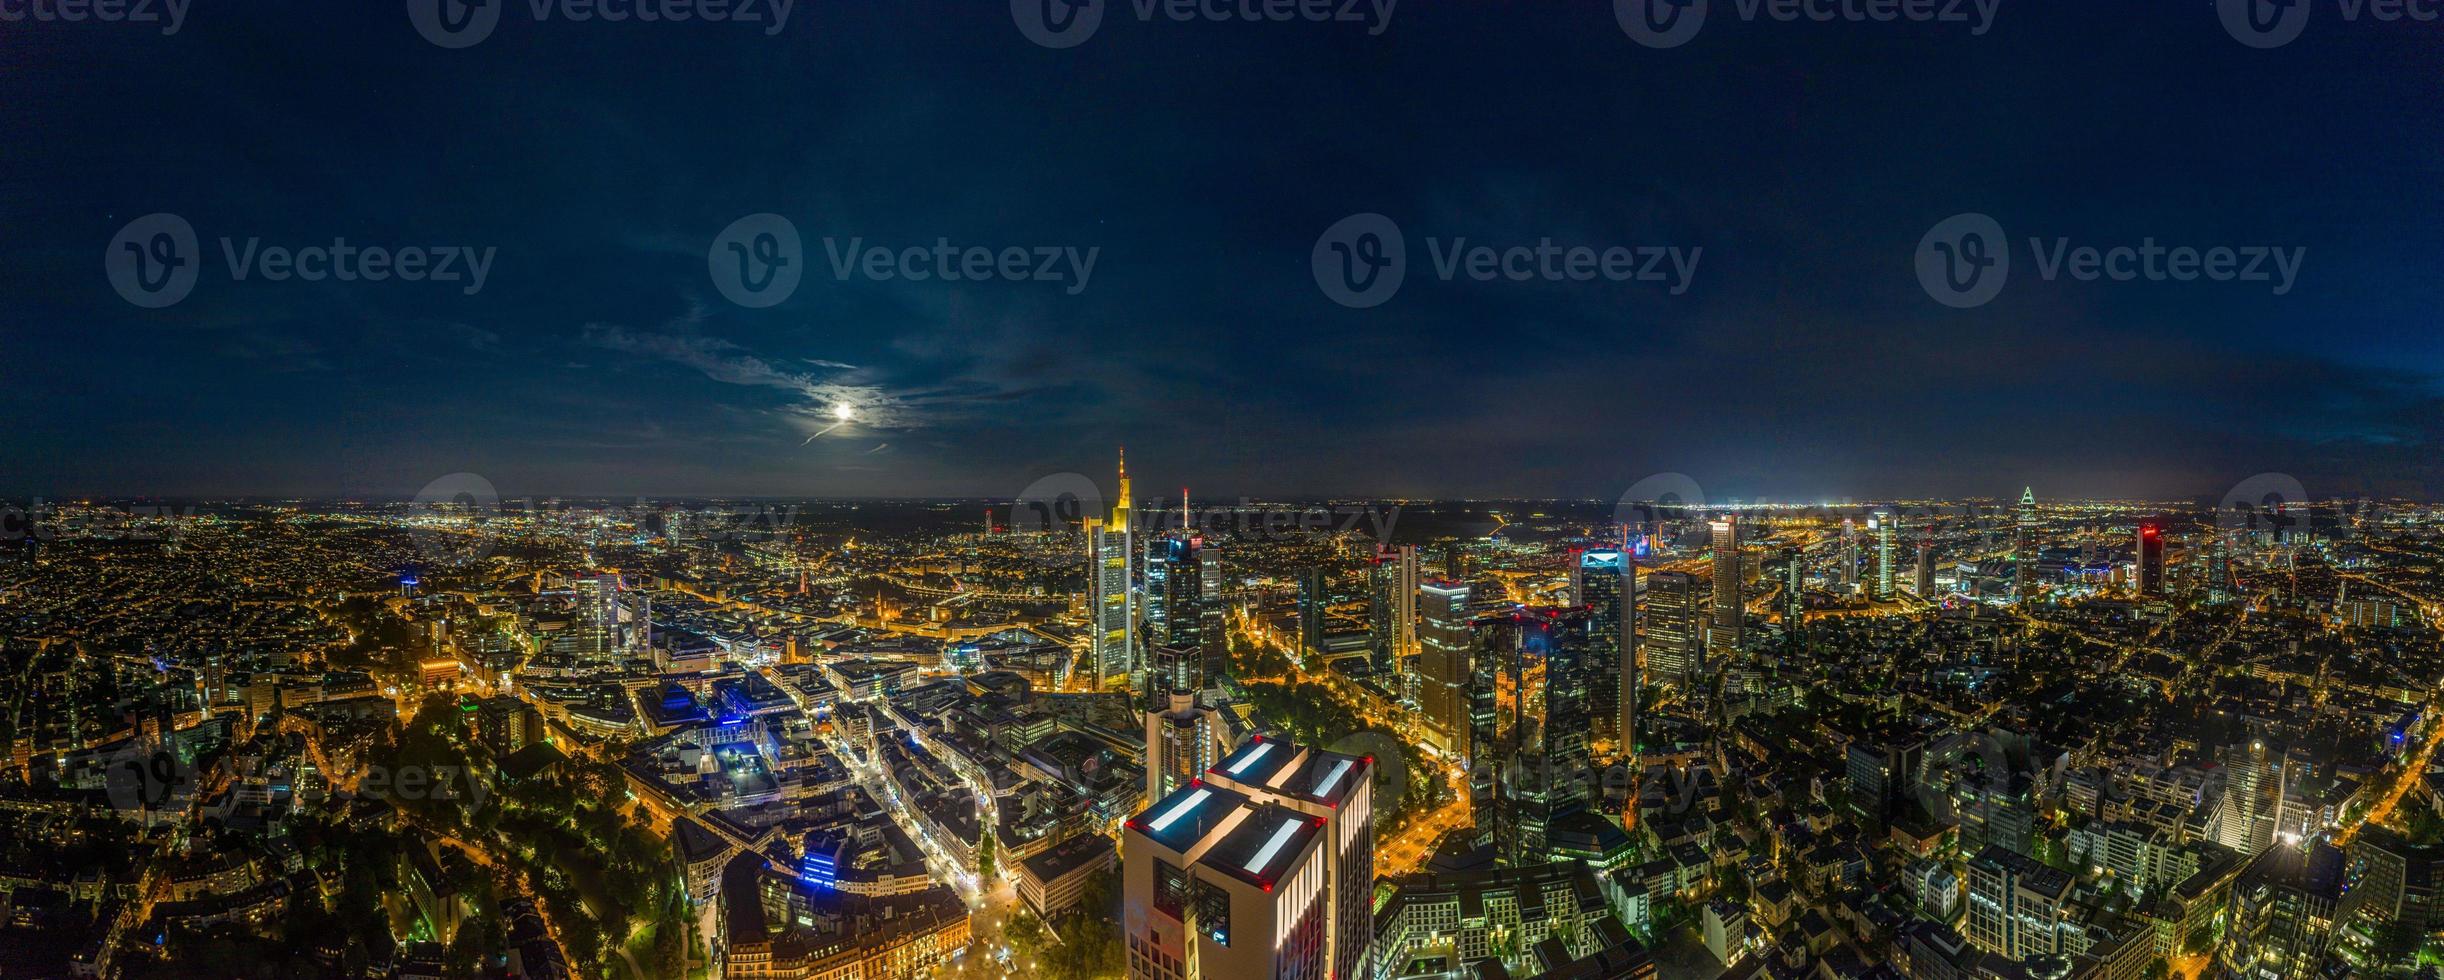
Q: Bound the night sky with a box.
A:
[4,1,2440,503]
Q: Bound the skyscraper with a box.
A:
[1143,690,1233,805]
[1708,518,1742,658]
[1644,570,1703,688]
[1296,567,1328,659]
[1124,738,1374,980]
[1467,610,1595,864]
[1780,547,1805,644]
[1089,450,1135,688]
[1417,580,1472,757]
[2136,520,2165,598]
[1369,544,1419,676]
[573,572,619,662]
[1915,530,1935,598]
[1579,548,1635,755]
[1840,516,1860,594]
[2015,487,2037,603]
[1873,510,1895,601]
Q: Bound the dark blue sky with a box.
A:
[4,1,2440,502]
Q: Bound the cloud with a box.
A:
[580,313,909,439]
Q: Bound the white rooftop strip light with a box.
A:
[1244,818,1302,874]
[1313,759,1354,798]
[1227,741,1275,775]
[1148,788,1211,833]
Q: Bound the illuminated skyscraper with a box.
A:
[1144,531,1219,688]
[1089,450,1135,687]
[1143,690,1233,805]
[1418,580,1472,757]
[1840,517,1860,593]
[1780,547,1805,644]
[2136,520,2165,598]
[573,572,619,661]
[1708,518,1742,658]
[1873,510,1896,600]
[2015,487,2036,603]
[1915,530,1935,598]
[1296,567,1327,659]
[1467,610,1594,864]
[1579,548,1635,755]
[1369,544,1419,675]
[1123,738,1374,980]
[1645,570,1703,687]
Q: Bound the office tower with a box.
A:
[1417,580,1473,757]
[622,589,652,657]
[1444,546,1467,583]
[2219,844,2345,980]
[573,572,619,661]
[1840,517,1860,593]
[1915,531,1935,597]
[1145,644,1205,704]
[1780,547,1805,644]
[2342,826,2444,970]
[2015,487,2037,603]
[1707,518,1742,658]
[1965,846,2078,960]
[1145,533,1210,654]
[1845,739,1925,824]
[1123,738,1374,980]
[2218,740,2288,856]
[1466,614,1502,849]
[1578,549,1635,756]
[1369,545,1419,675]
[1195,542,1224,673]
[1873,510,1895,600]
[2136,520,2166,598]
[1143,691,1232,805]
[1468,610,1594,864]
[1644,571,1703,687]
[1090,450,1136,688]
[1296,567,1327,659]
[2205,534,2234,604]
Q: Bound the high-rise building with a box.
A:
[2015,488,2037,603]
[1780,547,1805,645]
[1143,691,1235,805]
[1123,737,1374,980]
[1444,546,1467,583]
[1579,548,1636,756]
[1145,644,1205,704]
[1707,518,1742,658]
[2218,740,2289,856]
[573,572,619,661]
[1873,510,1895,601]
[1089,451,1136,688]
[1469,610,1595,864]
[1915,530,1935,598]
[1644,571,1703,688]
[1417,581,1472,758]
[2136,520,2166,598]
[1840,517,1860,593]
[2219,843,2345,980]
[1296,567,1328,659]
[1965,845,2078,960]
[1143,532,1219,700]
[2341,826,2444,970]
[1369,545,1419,675]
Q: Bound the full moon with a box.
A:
[832,403,855,422]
